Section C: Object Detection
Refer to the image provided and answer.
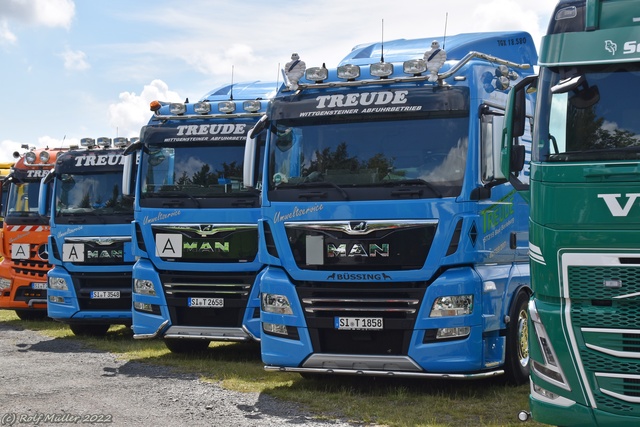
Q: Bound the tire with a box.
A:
[164,338,210,354]
[504,290,530,385]
[70,324,110,337]
[15,309,48,321]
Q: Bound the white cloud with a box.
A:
[107,80,183,137]
[0,0,75,28]
[0,20,16,45]
[60,47,90,71]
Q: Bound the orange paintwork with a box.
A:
[0,148,66,314]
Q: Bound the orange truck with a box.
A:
[0,147,67,319]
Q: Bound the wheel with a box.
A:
[164,338,210,354]
[504,290,530,385]
[70,324,110,337]
[15,309,48,321]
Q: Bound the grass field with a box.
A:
[0,310,545,427]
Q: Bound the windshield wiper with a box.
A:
[58,210,107,224]
[144,191,201,207]
[382,179,442,198]
[280,181,350,200]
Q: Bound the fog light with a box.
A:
[430,295,473,317]
[134,279,156,296]
[263,322,289,336]
[533,383,559,400]
[261,293,293,314]
[436,327,470,339]
[134,301,154,312]
[0,278,11,289]
[49,296,65,303]
[48,276,68,290]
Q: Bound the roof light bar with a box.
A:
[306,67,328,83]
[80,138,96,148]
[97,137,112,148]
[403,59,427,76]
[169,103,186,115]
[194,102,211,114]
[113,137,128,148]
[370,62,393,78]
[243,100,261,113]
[337,64,360,80]
[218,101,236,114]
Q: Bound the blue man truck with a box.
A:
[41,137,135,336]
[123,81,275,353]
[245,32,537,382]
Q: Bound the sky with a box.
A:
[0,0,558,163]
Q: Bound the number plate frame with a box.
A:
[335,317,383,330]
[188,297,224,308]
[91,291,121,299]
[31,282,47,290]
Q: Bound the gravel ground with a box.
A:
[0,323,374,427]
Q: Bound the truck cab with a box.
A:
[0,147,67,319]
[42,138,135,335]
[124,81,275,352]
[247,32,537,383]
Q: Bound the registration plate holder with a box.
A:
[91,291,120,299]
[335,317,383,330]
[188,297,224,308]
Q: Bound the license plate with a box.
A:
[188,297,224,308]
[31,282,47,290]
[91,291,120,299]
[335,317,383,330]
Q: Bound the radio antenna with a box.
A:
[230,65,234,100]
[380,19,385,62]
[442,13,448,50]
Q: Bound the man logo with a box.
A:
[349,221,367,233]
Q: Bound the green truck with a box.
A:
[503,0,640,425]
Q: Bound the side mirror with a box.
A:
[501,74,537,198]
[243,133,257,189]
[248,115,268,140]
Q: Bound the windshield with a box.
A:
[55,172,132,221]
[140,141,260,206]
[268,117,468,198]
[5,181,40,217]
[535,64,640,162]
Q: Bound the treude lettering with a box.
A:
[176,123,247,136]
[26,170,50,178]
[315,90,409,109]
[73,154,124,167]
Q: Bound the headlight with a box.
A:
[0,277,11,289]
[430,295,473,317]
[48,276,68,290]
[134,279,156,296]
[261,293,293,315]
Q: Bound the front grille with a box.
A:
[567,263,640,416]
[296,280,426,355]
[74,272,132,310]
[160,271,257,327]
[11,244,50,278]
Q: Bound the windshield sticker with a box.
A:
[273,204,323,223]
[142,210,182,225]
